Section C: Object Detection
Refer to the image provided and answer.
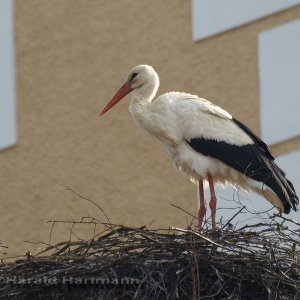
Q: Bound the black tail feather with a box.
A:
[266,158,298,214]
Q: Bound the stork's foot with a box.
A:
[209,195,217,231]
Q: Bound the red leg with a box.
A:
[207,173,217,230]
[197,179,206,229]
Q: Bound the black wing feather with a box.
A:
[232,117,275,161]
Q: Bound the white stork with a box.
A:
[100,64,298,229]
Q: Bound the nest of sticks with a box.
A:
[0,212,300,300]
[0,186,299,299]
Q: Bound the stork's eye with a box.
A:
[131,73,138,80]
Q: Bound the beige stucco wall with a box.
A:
[1,0,300,255]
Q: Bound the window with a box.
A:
[258,19,300,145]
[0,0,17,150]
[192,0,300,41]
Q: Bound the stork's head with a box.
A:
[100,65,159,116]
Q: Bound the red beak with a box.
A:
[99,82,133,116]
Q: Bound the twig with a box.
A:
[58,183,110,222]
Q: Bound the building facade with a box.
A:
[0,0,299,254]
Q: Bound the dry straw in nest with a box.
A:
[0,186,299,299]
[0,213,300,299]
